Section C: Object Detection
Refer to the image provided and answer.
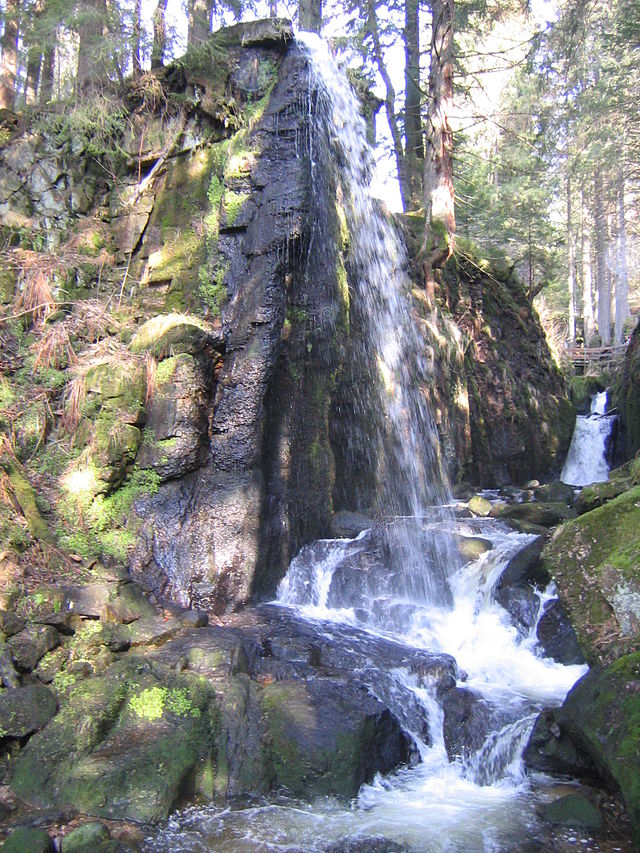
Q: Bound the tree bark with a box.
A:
[0,0,19,110]
[76,0,108,90]
[567,174,576,345]
[151,0,169,69]
[40,43,55,104]
[404,0,422,209]
[422,0,455,290]
[299,0,322,33]
[580,185,595,345]
[187,0,210,47]
[366,0,410,211]
[269,0,277,17]
[614,166,630,345]
[593,166,610,345]
[131,0,142,76]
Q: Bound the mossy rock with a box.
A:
[555,654,640,844]
[129,314,221,360]
[1,827,54,852]
[10,657,218,823]
[84,361,147,422]
[542,486,640,665]
[2,457,54,544]
[542,793,603,829]
[260,678,411,799]
[497,501,575,529]
[61,822,110,852]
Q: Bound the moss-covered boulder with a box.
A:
[129,314,222,360]
[497,501,575,529]
[542,486,640,665]
[555,654,640,845]
[575,458,640,515]
[0,684,57,736]
[1,827,54,853]
[261,678,411,799]
[10,656,218,823]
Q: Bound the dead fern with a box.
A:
[60,373,87,434]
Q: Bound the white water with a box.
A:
[561,390,616,486]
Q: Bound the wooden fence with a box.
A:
[566,344,629,373]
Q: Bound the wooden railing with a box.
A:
[566,343,629,372]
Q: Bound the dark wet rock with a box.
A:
[7,625,59,671]
[34,611,76,636]
[442,687,513,762]
[331,510,375,538]
[542,793,603,829]
[63,583,111,617]
[261,677,411,799]
[178,610,208,628]
[496,535,549,592]
[497,502,576,529]
[0,684,57,737]
[61,821,110,852]
[523,711,599,780]
[536,600,585,665]
[0,646,19,688]
[495,583,540,635]
[0,611,25,637]
[533,481,574,505]
[1,826,55,853]
[554,653,640,845]
[324,837,409,852]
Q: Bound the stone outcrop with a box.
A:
[613,318,640,461]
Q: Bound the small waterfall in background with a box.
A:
[144,35,591,853]
[561,390,616,486]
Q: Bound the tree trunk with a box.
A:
[581,185,595,345]
[614,166,630,345]
[76,0,108,90]
[0,0,19,110]
[40,43,55,103]
[404,0,422,209]
[25,49,41,105]
[131,0,142,76]
[593,167,610,345]
[422,0,455,290]
[269,0,277,17]
[567,174,576,345]
[151,0,168,69]
[366,0,410,210]
[187,0,210,47]
[299,0,322,33]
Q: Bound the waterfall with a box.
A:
[561,390,616,486]
[299,32,457,612]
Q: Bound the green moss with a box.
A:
[3,456,54,544]
[222,189,249,227]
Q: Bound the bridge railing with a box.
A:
[566,343,628,373]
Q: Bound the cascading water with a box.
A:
[561,390,616,486]
[143,36,592,853]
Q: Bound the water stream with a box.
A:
[144,36,593,852]
[561,391,616,487]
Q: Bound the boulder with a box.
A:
[536,600,585,665]
[1,827,55,853]
[542,793,603,829]
[555,654,640,845]
[468,495,492,517]
[496,534,548,591]
[533,481,574,505]
[0,611,25,637]
[0,647,19,688]
[261,677,411,799]
[542,485,640,665]
[10,657,218,823]
[61,822,110,852]
[523,711,598,780]
[495,583,540,635]
[7,624,59,671]
[442,687,512,762]
[129,314,222,360]
[0,684,57,737]
[497,501,575,529]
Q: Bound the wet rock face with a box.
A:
[613,318,640,461]
[442,687,513,762]
[130,42,346,612]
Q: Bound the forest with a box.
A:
[1,0,638,347]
